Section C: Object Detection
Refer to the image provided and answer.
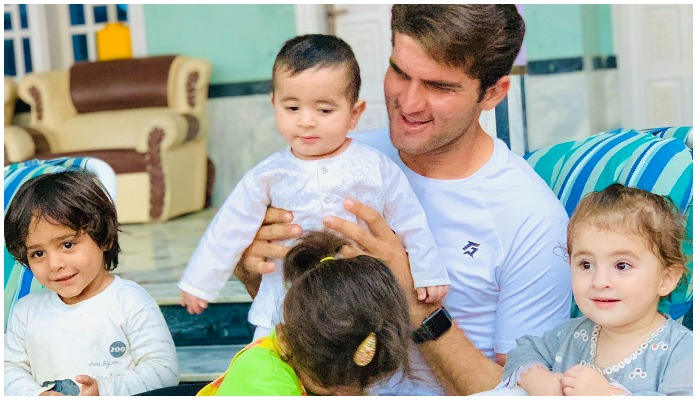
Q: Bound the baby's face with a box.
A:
[569,224,679,333]
[24,216,112,305]
[272,66,365,160]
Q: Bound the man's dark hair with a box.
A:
[272,34,361,103]
[280,230,411,391]
[4,169,120,270]
[391,5,525,100]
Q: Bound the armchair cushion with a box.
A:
[525,127,693,321]
[70,55,174,113]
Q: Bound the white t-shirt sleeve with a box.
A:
[178,167,271,302]
[95,285,179,395]
[379,155,450,288]
[493,205,572,355]
[4,299,48,396]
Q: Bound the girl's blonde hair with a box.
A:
[567,184,688,285]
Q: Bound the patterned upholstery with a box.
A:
[524,127,693,321]
[3,157,116,331]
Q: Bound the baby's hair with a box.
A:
[567,183,688,282]
[272,34,361,103]
[4,169,120,271]
[280,230,411,391]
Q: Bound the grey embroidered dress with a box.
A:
[499,316,692,395]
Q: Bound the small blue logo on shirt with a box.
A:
[109,341,126,358]
[462,241,480,257]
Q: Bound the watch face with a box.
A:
[425,308,452,338]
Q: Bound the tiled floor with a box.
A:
[117,207,217,285]
[115,207,252,305]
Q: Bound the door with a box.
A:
[330,5,392,132]
[613,5,693,128]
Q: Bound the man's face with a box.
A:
[384,33,484,156]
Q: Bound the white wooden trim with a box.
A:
[294,4,327,35]
[27,4,50,72]
[128,4,147,57]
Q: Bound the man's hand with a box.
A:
[322,199,416,301]
[234,207,301,298]
[518,365,564,396]
[561,364,625,396]
[76,375,99,396]
[180,291,209,315]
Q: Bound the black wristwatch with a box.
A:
[411,307,452,344]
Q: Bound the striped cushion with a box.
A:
[525,127,693,320]
[4,157,93,331]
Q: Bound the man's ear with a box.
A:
[658,264,684,297]
[349,99,367,130]
[479,75,510,111]
[270,92,275,106]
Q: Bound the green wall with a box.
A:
[141,5,615,83]
[523,4,613,61]
[143,4,296,84]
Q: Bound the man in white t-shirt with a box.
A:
[235,5,571,395]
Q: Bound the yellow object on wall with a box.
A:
[97,22,132,61]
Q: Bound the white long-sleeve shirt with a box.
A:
[4,276,179,396]
[179,139,450,329]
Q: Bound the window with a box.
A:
[4,4,32,77]
[3,4,143,76]
[65,4,130,63]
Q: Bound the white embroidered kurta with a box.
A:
[179,139,449,329]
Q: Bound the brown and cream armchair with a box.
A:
[13,55,213,223]
[4,77,36,164]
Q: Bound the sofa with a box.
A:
[4,77,36,164]
[11,55,213,223]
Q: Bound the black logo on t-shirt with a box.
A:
[462,241,480,257]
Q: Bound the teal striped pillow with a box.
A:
[525,127,693,320]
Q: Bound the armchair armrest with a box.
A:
[135,112,202,153]
[168,56,212,116]
[4,125,36,163]
[17,70,77,132]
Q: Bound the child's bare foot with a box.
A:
[180,291,209,314]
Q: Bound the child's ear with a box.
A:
[658,264,684,297]
[348,99,367,130]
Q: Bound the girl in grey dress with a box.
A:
[498,184,692,396]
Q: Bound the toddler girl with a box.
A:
[498,183,692,395]
[198,230,411,395]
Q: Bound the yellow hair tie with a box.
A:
[319,256,335,263]
[353,332,377,367]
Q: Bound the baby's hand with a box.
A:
[416,285,449,303]
[39,391,64,396]
[76,375,98,396]
[561,364,626,396]
[180,291,209,315]
[519,365,564,396]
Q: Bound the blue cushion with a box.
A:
[524,127,693,320]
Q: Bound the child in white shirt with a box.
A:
[179,34,450,338]
[4,170,178,396]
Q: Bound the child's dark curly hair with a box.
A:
[279,230,411,392]
[4,169,120,270]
